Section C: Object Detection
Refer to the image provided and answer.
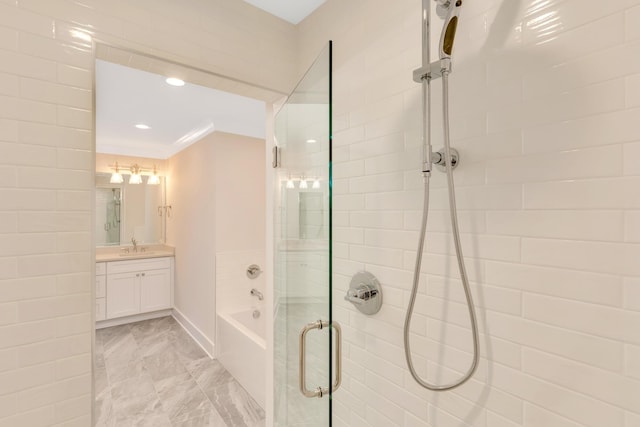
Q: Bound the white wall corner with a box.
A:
[172,307,215,358]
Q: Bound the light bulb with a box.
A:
[147,165,160,185]
[129,173,142,184]
[286,178,295,189]
[110,161,123,183]
[299,178,308,189]
[312,178,320,189]
[110,172,123,184]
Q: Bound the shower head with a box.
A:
[435,0,451,19]
[438,0,463,60]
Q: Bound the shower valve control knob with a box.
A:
[246,264,262,279]
[344,286,377,305]
[345,271,383,315]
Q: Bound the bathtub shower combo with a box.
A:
[217,308,266,408]
[217,263,266,409]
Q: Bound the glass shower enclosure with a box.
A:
[273,42,335,426]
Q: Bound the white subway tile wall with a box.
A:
[0,0,296,425]
[296,0,640,426]
[3,0,640,425]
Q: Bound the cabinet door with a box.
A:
[96,275,106,299]
[96,298,106,321]
[106,272,140,319]
[140,269,171,313]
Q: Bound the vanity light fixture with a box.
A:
[166,77,185,87]
[135,123,151,130]
[147,165,160,185]
[299,177,308,189]
[312,178,321,189]
[110,162,124,184]
[109,162,161,185]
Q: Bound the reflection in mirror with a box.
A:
[282,183,328,241]
[95,186,121,246]
[95,172,165,246]
[299,192,325,239]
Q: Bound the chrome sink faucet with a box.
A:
[131,237,138,252]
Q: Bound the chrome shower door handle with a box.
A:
[333,321,342,392]
[298,320,342,398]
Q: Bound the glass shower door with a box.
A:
[273,42,334,427]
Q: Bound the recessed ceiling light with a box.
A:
[166,77,185,87]
[135,124,151,130]
[306,139,317,144]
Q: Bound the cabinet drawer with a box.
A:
[96,275,106,299]
[96,262,106,276]
[106,257,171,274]
[96,298,106,321]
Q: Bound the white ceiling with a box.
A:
[242,0,326,24]
[96,60,266,159]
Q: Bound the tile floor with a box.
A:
[95,316,265,426]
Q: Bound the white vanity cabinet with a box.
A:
[95,262,106,321]
[98,257,173,322]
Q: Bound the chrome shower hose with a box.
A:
[403,70,480,391]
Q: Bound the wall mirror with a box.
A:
[299,192,325,239]
[95,172,165,247]
[281,184,328,241]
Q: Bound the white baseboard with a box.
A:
[96,309,172,329]
[172,307,215,359]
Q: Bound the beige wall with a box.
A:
[298,1,640,426]
[166,134,217,351]
[0,0,294,425]
[214,132,266,252]
[166,131,265,354]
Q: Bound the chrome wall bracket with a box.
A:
[433,147,459,172]
[272,146,280,168]
[345,271,383,315]
[413,58,452,82]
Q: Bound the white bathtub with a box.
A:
[217,309,266,408]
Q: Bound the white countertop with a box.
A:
[96,245,175,263]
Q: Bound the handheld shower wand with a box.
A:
[438,0,462,59]
[404,0,479,392]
